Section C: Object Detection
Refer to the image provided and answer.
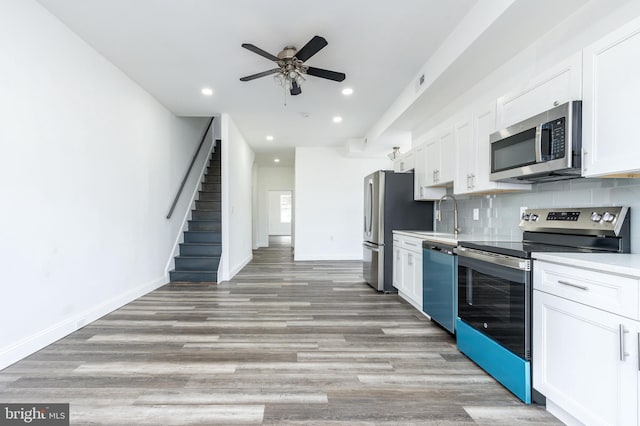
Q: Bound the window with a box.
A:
[280,194,292,223]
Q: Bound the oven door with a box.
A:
[455,247,531,360]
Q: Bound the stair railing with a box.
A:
[166,116,215,219]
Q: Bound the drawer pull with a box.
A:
[558,280,588,291]
[619,324,629,361]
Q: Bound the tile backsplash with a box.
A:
[434,177,640,251]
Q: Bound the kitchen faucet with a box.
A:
[437,194,461,236]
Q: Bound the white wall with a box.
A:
[220,114,254,280]
[0,0,209,369]
[268,191,292,236]
[294,147,392,260]
[255,166,295,247]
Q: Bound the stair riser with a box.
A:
[188,221,221,232]
[198,192,221,202]
[169,270,217,283]
[203,176,221,184]
[201,183,220,192]
[175,257,221,271]
[179,244,222,256]
[184,232,221,243]
[191,210,221,221]
[208,160,221,168]
[195,201,221,210]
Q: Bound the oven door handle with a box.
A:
[454,247,531,271]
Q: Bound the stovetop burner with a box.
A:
[459,206,631,257]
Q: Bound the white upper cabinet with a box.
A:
[454,102,531,195]
[425,124,455,187]
[413,143,446,200]
[393,149,415,173]
[582,16,640,178]
[496,53,582,129]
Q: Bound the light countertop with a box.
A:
[392,230,517,246]
[392,230,465,246]
[533,252,640,278]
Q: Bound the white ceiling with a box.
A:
[36,0,478,164]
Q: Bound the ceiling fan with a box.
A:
[240,35,346,96]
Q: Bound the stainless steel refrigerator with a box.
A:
[363,170,433,292]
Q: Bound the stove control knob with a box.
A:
[530,214,539,221]
[591,212,602,222]
[521,213,530,221]
[602,211,616,223]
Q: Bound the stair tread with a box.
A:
[170,269,218,273]
[175,255,221,259]
[185,230,221,233]
[180,242,221,246]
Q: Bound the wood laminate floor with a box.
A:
[0,236,561,425]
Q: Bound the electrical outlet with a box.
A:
[473,208,479,221]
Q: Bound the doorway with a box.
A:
[268,190,292,247]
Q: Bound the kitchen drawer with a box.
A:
[534,260,639,320]
[400,236,423,253]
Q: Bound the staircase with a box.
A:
[169,145,221,283]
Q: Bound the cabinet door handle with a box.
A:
[619,324,629,361]
[558,280,588,291]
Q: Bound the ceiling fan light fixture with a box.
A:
[240,35,346,100]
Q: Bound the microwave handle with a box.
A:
[534,124,543,163]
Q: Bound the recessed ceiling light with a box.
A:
[266,135,274,141]
[201,87,213,96]
[274,158,280,163]
[332,116,343,123]
[341,88,354,96]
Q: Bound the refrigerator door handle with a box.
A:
[363,242,380,252]
[368,180,374,234]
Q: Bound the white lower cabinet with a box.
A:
[392,234,423,310]
[533,260,640,426]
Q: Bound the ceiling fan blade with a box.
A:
[241,43,279,62]
[306,67,346,82]
[239,68,280,82]
[290,81,302,96]
[295,36,328,62]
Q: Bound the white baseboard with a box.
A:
[0,275,167,370]
[293,253,363,261]
[223,253,253,281]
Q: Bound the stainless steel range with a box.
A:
[454,206,630,404]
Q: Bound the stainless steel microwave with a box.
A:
[490,101,582,183]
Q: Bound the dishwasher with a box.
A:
[422,241,457,334]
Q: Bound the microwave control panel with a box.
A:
[541,117,566,160]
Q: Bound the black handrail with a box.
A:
[166,117,215,219]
